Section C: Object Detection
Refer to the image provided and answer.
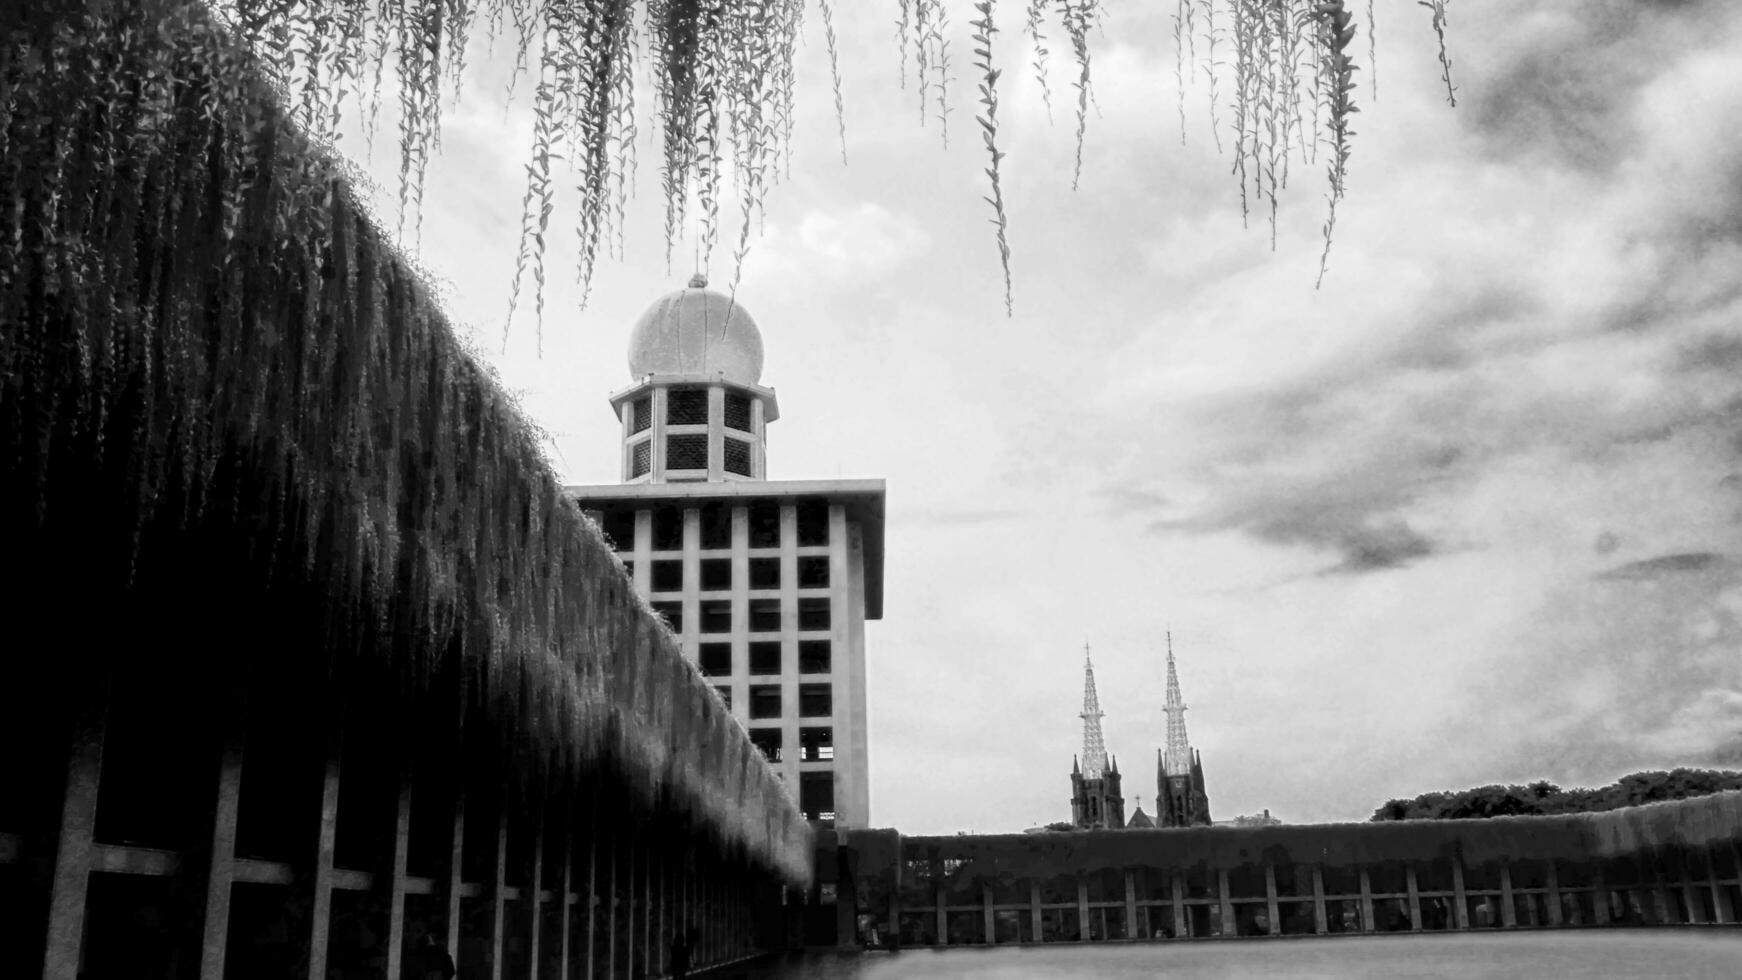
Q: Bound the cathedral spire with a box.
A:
[1162,632,1193,777]
[1080,644,1110,780]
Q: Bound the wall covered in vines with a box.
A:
[0,0,811,883]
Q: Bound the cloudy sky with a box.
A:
[334,0,1742,833]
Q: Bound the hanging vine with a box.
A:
[11,0,1455,328]
[970,0,1011,315]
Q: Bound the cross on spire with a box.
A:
[1080,643,1110,780]
[1162,631,1194,776]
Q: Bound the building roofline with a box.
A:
[567,478,887,619]
[607,374,781,423]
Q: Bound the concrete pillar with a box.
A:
[44,701,106,980]
[307,750,342,980]
[983,883,996,945]
[1170,872,1187,939]
[934,881,947,946]
[447,792,467,965]
[628,833,640,978]
[527,805,544,980]
[558,800,574,980]
[1028,880,1042,943]
[1680,852,1706,924]
[583,807,598,980]
[778,504,799,793]
[1125,870,1138,940]
[706,384,725,481]
[1591,866,1610,926]
[1499,863,1518,928]
[382,771,413,980]
[198,740,244,980]
[1217,869,1235,937]
[1404,864,1422,932]
[632,508,653,595]
[1451,861,1469,930]
[605,827,617,980]
[888,880,901,948]
[1711,845,1736,924]
[489,806,508,980]
[655,849,666,974]
[1076,876,1090,942]
[682,507,701,665]
[1263,865,1280,936]
[1310,866,1327,935]
[1357,868,1375,935]
[1545,861,1565,926]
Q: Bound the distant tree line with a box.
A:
[1370,769,1742,822]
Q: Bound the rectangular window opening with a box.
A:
[799,683,832,718]
[699,599,732,634]
[800,772,835,822]
[750,685,782,721]
[749,727,782,762]
[666,387,710,425]
[749,598,782,633]
[650,559,684,593]
[651,601,683,634]
[699,643,732,677]
[725,392,753,432]
[749,557,781,590]
[799,640,831,674]
[652,505,684,551]
[798,597,831,632]
[631,396,652,433]
[666,433,708,471]
[800,726,834,763]
[698,502,732,550]
[797,556,830,589]
[724,438,753,476]
[599,508,637,551]
[748,502,781,549]
[699,558,732,592]
[749,641,782,676]
[630,441,652,478]
[796,500,830,546]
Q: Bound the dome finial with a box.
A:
[687,272,708,289]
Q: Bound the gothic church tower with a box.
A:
[1069,646,1125,830]
[1156,634,1211,828]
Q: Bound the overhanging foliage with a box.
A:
[58,0,1458,323]
[1,0,811,883]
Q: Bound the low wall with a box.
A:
[838,793,1742,946]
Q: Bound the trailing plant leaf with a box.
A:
[969,0,1012,315]
[1022,0,1052,123]
[1419,0,1454,106]
[818,0,847,165]
[1314,0,1357,287]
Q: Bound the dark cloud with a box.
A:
[1150,469,1445,575]
[1322,520,1437,575]
[1678,334,1742,375]
[1594,531,1621,555]
[1597,552,1727,580]
[1465,0,1726,171]
[1096,486,1170,515]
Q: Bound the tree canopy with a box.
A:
[1370,769,1742,822]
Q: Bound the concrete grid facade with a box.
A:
[573,483,882,829]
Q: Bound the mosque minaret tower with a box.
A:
[571,276,886,830]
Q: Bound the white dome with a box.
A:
[627,276,764,385]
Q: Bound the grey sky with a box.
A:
[333,0,1742,833]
